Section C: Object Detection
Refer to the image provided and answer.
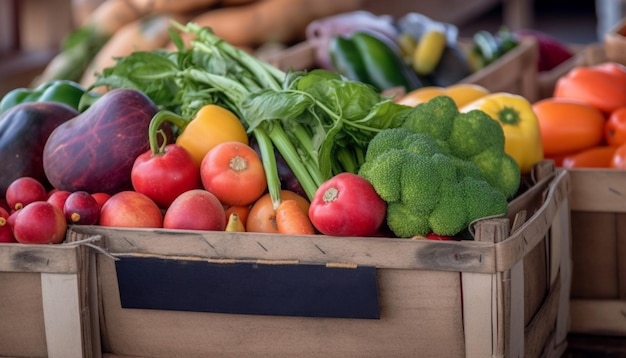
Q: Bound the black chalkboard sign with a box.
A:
[115,257,380,319]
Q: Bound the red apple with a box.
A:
[6,177,48,211]
[64,191,100,225]
[13,201,67,244]
[100,191,163,228]
[47,190,72,211]
[164,189,226,231]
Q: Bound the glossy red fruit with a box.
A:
[6,176,48,211]
[163,189,225,231]
[99,191,163,228]
[131,144,201,208]
[0,207,16,243]
[91,192,111,211]
[47,190,71,212]
[64,191,100,225]
[13,201,67,244]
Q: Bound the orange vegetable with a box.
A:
[178,0,362,48]
[605,107,626,146]
[275,199,315,235]
[396,84,489,108]
[611,143,626,169]
[532,98,606,156]
[247,190,309,233]
[200,141,267,206]
[561,146,618,168]
[553,62,626,113]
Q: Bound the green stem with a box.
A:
[252,128,282,210]
[269,124,320,200]
[147,110,189,155]
[336,146,359,174]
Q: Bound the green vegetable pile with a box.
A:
[91,22,407,210]
[91,21,520,239]
[359,95,520,238]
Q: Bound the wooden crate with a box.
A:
[0,239,101,358]
[264,37,539,102]
[536,43,607,100]
[604,17,626,65]
[66,161,571,358]
[567,169,626,336]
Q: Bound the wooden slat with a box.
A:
[0,243,80,273]
[570,299,626,335]
[568,169,626,213]
[463,218,509,357]
[495,170,570,272]
[69,225,501,273]
[41,272,84,358]
[618,213,626,299]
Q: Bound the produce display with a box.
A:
[1,15,559,246]
[536,61,626,169]
[303,11,576,94]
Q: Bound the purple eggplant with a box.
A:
[0,102,79,197]
[43,88,167,194]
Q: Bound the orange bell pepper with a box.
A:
[553,62,626,114]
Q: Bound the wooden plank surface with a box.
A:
[570,299,626,335]
[41,273,84,358]
[568,169,626,213]
[0,243,80,273]
[96,255,466,358]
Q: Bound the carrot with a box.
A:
[178,0,362,48]
[80,13,187,87]
[275,199,315,235]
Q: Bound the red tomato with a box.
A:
[131,144,201,209]
[554,63,626,113]
[605,107,626,146]
[308,173,386,237]
[200,141,267,207]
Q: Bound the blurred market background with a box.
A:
[0,0,611,98]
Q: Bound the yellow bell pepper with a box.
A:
[460,92,544,174]
[396,83,490,108]
[175,104,248,165]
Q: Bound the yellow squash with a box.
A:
[460,92,544,174]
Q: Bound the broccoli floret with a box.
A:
[428,183,467,236]
[448,110,505,160]
[365,127,443,162]
[400,95,520,199]
[386,203,431,238]
[471,146,521,199]
[400,95,457,144]
[359,125,510,238]
[461,175,508,222]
